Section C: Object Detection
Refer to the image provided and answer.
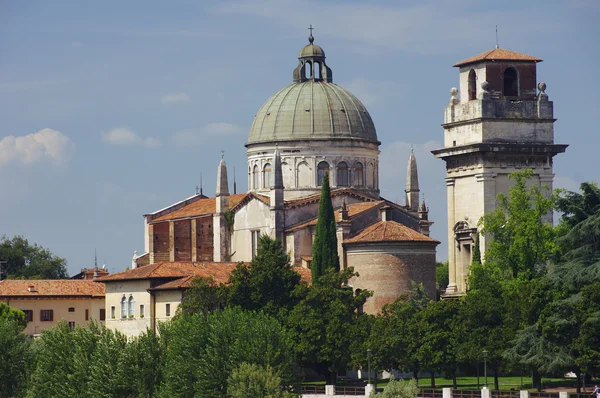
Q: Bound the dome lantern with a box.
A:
[293,26,333,83]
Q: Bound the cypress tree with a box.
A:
[472,232,482,265]
[311,172,340,282]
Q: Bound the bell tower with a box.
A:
[432,48,568,296]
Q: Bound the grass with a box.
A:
[303,376,593,391]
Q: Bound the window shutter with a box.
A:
[40,310,44,321]
[49,310,53,321]
[99,309,106,321]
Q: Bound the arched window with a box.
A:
[317,161,329,186]
[252,165,259,190]
[337,162,349,186]
[120,296,127,318]
[262,163,272,188]
[305,61,312,80]
[128,296,135,317]
[314,62,321,80]
[353,162,364,187]
[468,69,477,100]
[503,67,518,97]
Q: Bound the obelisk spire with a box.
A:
[405,146,420,212]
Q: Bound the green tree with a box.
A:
[472,233,482,265]
[0,302,26,329]
[227,235,304,318]
[0,235,68,279]
[480,169,555,280]
[435,261,449,291]
[0,318,32,398]
[179,276,225,319]
[160,308,298,398]
[227,363,298,398]
[286,268,371,384]
[311,172,339,281]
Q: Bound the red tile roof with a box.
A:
[454,48,542,67]
[151,193,269,223]
[286,201,384,232]
[344,220,440,244]
[145,263,312,291]
[284,188,377,209]
[97,262,238,283]
[0,280,105,298]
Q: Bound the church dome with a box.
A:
[247,32,378,146]
[248,81,378,144]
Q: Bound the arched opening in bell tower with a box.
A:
[314,62,321,80]
[503,67,519,97]
[468,69,477,100]
[304,61,312,80]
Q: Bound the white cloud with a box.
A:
[161,92,191,104]
[174,123,244,146]
[0,128,75,167]
[103,127,161,148]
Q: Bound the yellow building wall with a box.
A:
[1,297,104,336]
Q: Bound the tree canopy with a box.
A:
[311,172,340,281]
[0,235,68,279]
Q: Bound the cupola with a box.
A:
[293,27,333,83]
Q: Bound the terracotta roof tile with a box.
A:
[0,280,105,298]
[286,201,384,232]
[152,193,248,222]
[454,48,542,67]
[97,262,238,282]
[145,263,312,291]
[344,220,440,244]
[284,188,377,209]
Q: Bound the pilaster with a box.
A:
[168,221,175,262]
[148,223,155,264]
[191,219,197,262]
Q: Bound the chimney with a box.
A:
[380,205,392,222]
[28,285,36,293]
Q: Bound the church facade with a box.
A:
[127,33,440,315]
[433,47,567,295]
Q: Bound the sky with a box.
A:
[0,0,598,276]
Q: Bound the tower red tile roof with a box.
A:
[344,220,439,244]
[454,48,542,67]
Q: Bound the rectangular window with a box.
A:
[99,309,106,321]
[23,310,33,322]
[166,303,171,317]
[40,310,53,322]
[140,304,145,318]
[110,306,116,319]
[251,230,260,258]
[68,307,75,312]
[85,309,89,321]
[68,321,75,328]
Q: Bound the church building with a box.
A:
[433,47,567,296]
[100,32,439,324]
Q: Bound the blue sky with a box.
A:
[0,0,598,276]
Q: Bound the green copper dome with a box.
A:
[248,81,378,145]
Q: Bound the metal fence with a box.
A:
[419,389,444,398]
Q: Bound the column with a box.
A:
[148,224,155,264]
[191,219,197,262]
[169,221,175,262]
[445,177,457,293]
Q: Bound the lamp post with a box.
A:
[367,349,372,385]
[482,349,488,389]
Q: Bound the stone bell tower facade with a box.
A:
[432,48,568,296]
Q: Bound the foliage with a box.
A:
[0,318,32,398]
[472,234,481,265]
[160,308,299,398]
[479,169,555,280]
[179,276,225,319]
[0,235,68,279]
[286,268,371,384]
[311,172,340,281]
[226,235,304,319]
[227,363,298,398]
[372,377,418,398]
[435,262,449,291]
[0,302,27,329]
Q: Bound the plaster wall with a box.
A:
[231,199,271,262]
[154,290,182,325]
[1,297,104,336]
[104,280,152,337]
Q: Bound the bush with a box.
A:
[372,377,418,398]
[227,362,298,398]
